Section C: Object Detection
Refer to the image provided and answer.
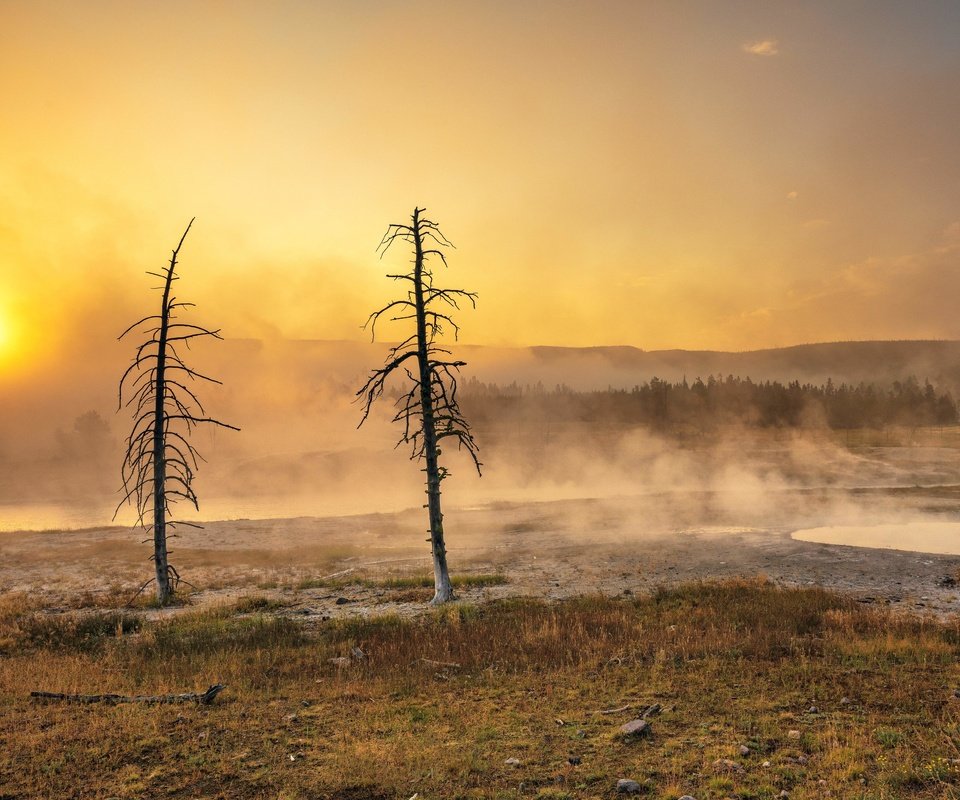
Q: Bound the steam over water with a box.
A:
[792,522,960,556]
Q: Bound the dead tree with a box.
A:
[117,219,238,606]
[358,207,481,604]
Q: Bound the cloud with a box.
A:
[742,39,779,57]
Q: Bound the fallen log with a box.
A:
[30,683,225,705]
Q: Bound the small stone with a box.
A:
[788,730,801,739]
[778,792,790,799]
[818,779,828,787]
[808,706,819,714]
[350,646,367,660]
[619,719,651,738]
[334,597,351,605]
[575,729,586,738]
[567,755,582,766]
[504,757,521,767]
[762,761,771,768]
[797,755,808,765]
[738,744,751,756]
[840,696,851,705]
[712,758,744,773]
[678,796,697,800]
[616,779,642,794]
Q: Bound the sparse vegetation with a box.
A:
[2,579,959,799]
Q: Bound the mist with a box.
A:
[3,333,959,536]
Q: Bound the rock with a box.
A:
[762,761,771,768]
[818,779,828,787]
[350,646,367,661]
[788,730,801,739]
[808,706,819,714]
[504,757,520,767]
[616,779,642,794]
[712,758,743,773]
[619,719,651,738]
[567,755,582,765]
[738,744,751,756]
[797,755,808,765]
[334,597,351,605]
[840,696,851,705]
[778,792,790,799]
[678,796,697,800]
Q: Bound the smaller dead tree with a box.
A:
[358,207,480,604]
[117,219,238,605]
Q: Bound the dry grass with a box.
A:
[1,578,959,799]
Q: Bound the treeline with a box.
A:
[460,375,958,430]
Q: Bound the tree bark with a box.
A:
[152,235,178,605]
[412,208,454,604]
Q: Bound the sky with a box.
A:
[3,0,960,377]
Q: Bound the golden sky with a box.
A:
[3,0,960,372]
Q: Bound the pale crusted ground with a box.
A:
[2,484,959,619]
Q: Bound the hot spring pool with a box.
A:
[792,522,960,556]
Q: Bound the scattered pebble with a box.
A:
[712,758,744,773]
[504,757,520,767]
[797,755,808,765]
[788,730,801,739]
[840,696,851,705]
[567,755,582,766]
[738,744,751,756]
[616,778,642,794]
[619,719,651,738]
[808,706,819,714]
[762,760,771,768]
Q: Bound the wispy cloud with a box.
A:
[742,39,779,57]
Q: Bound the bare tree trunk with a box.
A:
[357,206,480,606]
[152,245,174,606]
[412,208,454,604]
[118,219,237,607]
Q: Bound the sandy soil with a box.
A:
[3,484,959,620]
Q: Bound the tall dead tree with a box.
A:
[358,207,481,604]
[117,219,238,605]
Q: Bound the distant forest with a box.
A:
[461,375,959,430]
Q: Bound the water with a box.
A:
[792,522,960,556]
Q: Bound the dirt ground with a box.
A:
[3,483,959,620]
